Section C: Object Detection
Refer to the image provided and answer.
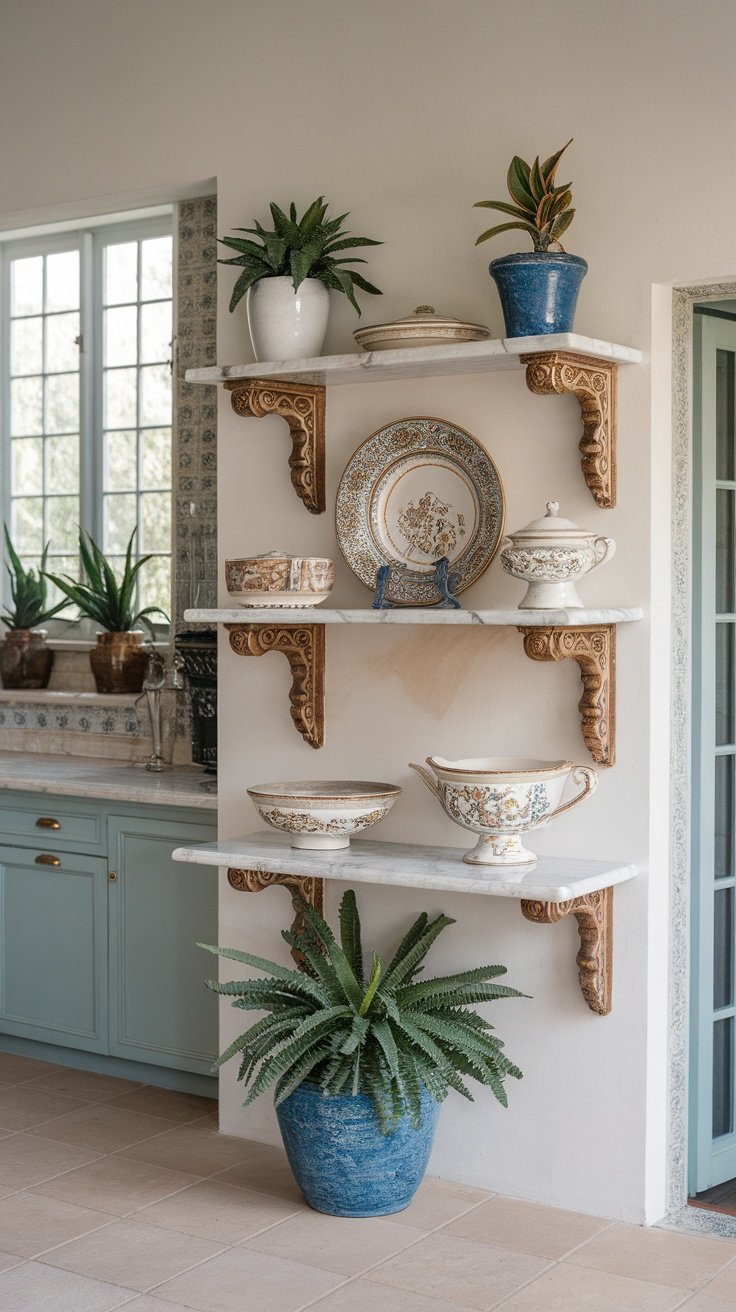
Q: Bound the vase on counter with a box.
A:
[89,631,149,695]
[0,629,53,690]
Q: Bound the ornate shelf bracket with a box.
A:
[224,378,326,515]
[522,351,617,508]
[519,623,616,766]
[226,623,325,748]
[227,868,325,971]
[520,886,613,1015]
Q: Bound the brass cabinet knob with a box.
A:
[108,871,118,882]
[36,817,61,830]
[35,853,61,867]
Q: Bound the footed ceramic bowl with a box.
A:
[409,756,597,867]
[225,553,334,607]
[247,780,401,850]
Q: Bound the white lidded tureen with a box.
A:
[499,502,615,609]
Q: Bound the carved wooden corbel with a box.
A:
[521,351,617,508]
[226,623,325,748]
[519,623,615,766]
[520,886,613,1015]
[227,868,325,970]
[224,378,326,515]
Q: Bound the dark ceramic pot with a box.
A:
[0,629,53,690]
[89,631,148,694]
[489,252,588,337]
[276,1080,441,1217]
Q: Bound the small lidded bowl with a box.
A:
[225,552,334,607]
[247,780,402,850]
[499,502,615,609]
[353,305,491,352]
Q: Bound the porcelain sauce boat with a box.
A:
[409,756,597,867]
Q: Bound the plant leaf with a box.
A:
[506,156,535,210]
[474,220,538,247]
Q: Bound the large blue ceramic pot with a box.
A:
[276,1080,441,1217]
[489,252,588,337]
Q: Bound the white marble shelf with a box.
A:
[184,334,642,388]
[184,606,644,627]
[172,831,637,902]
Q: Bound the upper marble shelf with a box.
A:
[172,830,637,902]
[183,606,644,626]
[184,334,643,388]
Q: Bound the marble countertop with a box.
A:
[0,752,218,810]
[173,830,637,901]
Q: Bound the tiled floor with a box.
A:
[0,1055,736,1311]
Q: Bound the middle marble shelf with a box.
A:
[184,606,642,626]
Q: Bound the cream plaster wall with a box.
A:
[3,0,736,1223]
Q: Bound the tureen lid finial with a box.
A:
[546,501,559,517]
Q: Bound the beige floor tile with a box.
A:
[0,1053,63,1084]
[444,1194,611,1258]
[0,1259,137,1310]
[0,1249,24,1272]
[0,1191,113,1258]
[135,1178,299,1243]
[154,1245,343,1312]
[116,1300,200,1312]
[366,1233,548,1310]
[118,1124,265,1177]
[26,1068,144,1102]
[500,1261,690,1310]
[391,1176,493,1230]
[29,1154,199,1216]
[42,1217,225,1292]
[213,1144,305,1203]
[307,1281,474,1312]
[678,1296,736,1311]
[29,1102,179,1152]
[0,1132,102,1186]
[0,1084,87,1131]
[245,1208,424,1275]
[569,1221,735,1289]
[104,1086,218,1123]
[700,1258,736,1301]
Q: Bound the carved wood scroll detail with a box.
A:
[227,868,325,971]
[520,886,613,1015]
[224,378,325,514]
[522,351,617,508]
[226,623,325,748]
[519,624,615,766]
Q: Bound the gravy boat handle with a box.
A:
[547,765,598,821]
[409,762,442,802]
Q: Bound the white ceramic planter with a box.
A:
[246,276,330,362]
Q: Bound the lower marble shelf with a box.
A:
[173,832,636,1016]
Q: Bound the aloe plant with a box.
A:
[44,528,168,635]
[2,527,69,630]
[201,889,524,1134]
[474,139,575,253]
[219,197,382,315]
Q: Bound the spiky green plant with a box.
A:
[474,139,575,253]
[200,889,524,1134]
[219,197,382,316]
[2,527,70,630]
[44,528,168,635]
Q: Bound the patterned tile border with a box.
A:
[0,700,141,736]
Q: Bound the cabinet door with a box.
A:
[0,844,108,1052]
[108,814,218,1075]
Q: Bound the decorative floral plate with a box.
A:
[335,416,505,605]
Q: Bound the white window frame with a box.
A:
[0,210,174,639]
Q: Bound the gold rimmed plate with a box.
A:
[335,416,505,605]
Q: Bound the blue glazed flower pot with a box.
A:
[276,1080,441,1217]
[489,252,588,337]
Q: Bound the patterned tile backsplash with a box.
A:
[0,700,141,737]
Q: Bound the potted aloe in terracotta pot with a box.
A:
[0,529,69,689]
[201,890,523,1217]
[45,528,168,695]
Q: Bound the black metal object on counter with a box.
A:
[174,629,217,773]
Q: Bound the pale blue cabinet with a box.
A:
[0,792,217,1079]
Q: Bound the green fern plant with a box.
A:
[219,197,382,316]
[200,889,524,1134]
[2,527,69,630]
[44,528,168,635]
[474,139,575,253]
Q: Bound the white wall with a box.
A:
[3,0,736,1223]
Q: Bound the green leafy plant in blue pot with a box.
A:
[201,890,524,1217]
[474,139,587,337]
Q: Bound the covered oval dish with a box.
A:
[353,305,491,352]
[499,502,615,609]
